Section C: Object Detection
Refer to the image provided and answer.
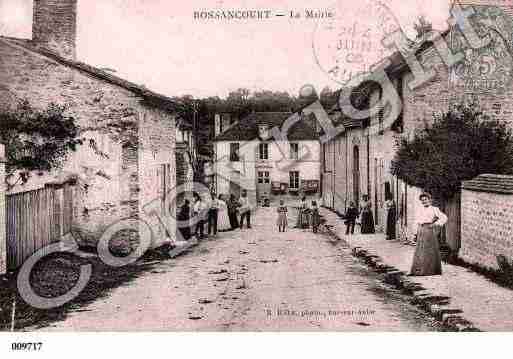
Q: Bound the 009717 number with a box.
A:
[11,342,43,351]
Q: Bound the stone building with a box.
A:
[213,112,321,205]
[461,174,513,270]
[0,0,178,248]
[175,118,195,205]
[321,0,513,246]
[321,53,412,236]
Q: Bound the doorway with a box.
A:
[256,171,271,203]
[229,171,241,198]
[353,146,360,208]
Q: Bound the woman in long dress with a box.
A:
[409,192,448,276]
[217,194,231,232]
[384,197,396,240]
[227,194,239,230]
[177,199,191,240]
[310,201,321,233]
[276,199,288,232]
[360,195,375,234]
[295,196,310,229]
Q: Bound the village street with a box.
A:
[31,207,440,332]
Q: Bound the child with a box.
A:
[277,199,288,232]
[311,201,321,233]
[344,201,359,235]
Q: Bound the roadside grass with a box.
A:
[0,242,168,331]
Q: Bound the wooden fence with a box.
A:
[6,183,73,270]
[444,192,461,253]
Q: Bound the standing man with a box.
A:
[239,190,251,229]
[177,199,191,240]
[193,193,208,239]
[208,193,219,236]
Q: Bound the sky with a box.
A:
[0,0,450,98]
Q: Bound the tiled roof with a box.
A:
[462,174,513,194]
[214,112,319,141]
[0,36,180,113]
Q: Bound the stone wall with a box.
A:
[460,175,513,270]
[138,107,176,247]
[175,143,191,206]
[215,139,320,205]
[0,145,6,274]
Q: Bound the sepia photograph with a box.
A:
[0,0,513,356]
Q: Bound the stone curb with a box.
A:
[326,227,480,332]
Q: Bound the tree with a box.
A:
[391,104,513,201]
[225,88,252,120]
[413,15,433,43]
[319,86,338,109]
[0,100,83,188]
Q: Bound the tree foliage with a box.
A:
[0,100,82,174]
[173,87,331,182]
[391,104,513,200]
[173,86,332,153]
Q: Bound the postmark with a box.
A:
[312,0,402,86]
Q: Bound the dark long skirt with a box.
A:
[386,207,396,240]
[228,211,239,230]
[310,209,320,231]
[178,226,191,241]
[296,209,310,228]
[410,225,442,276]
[360,210,375,234]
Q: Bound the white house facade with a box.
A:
[213,112,321,205]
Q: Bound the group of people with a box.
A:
[178,188,447,278]
[276,197,321,233]
[340,195,378,236]
[341,192,448,277]
[176,190,252,241]
[341,194,396,238]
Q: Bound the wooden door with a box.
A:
[257,171,271,202]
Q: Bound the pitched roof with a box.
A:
[214,112,319,142]
[0,36,181,113]
[462,174,513,194]
[325,28,452,131]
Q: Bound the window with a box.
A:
[258,124,269,140]
[392,76,404,133]
[230,143,240,162]
[290,143,299,160]
[289,171,300,189]
[258,171,270,184]
[322,143,327,171]
[259,143,269,160]
[378,107,384,135]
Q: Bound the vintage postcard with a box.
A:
[0,0,513,354]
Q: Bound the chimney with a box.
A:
[32,0,78,61]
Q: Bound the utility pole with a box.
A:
[192,100,198,183]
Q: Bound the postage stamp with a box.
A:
[451,4,513,93]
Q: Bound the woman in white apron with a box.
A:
[217,194,232,232]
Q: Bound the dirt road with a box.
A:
[34,207,439,331]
